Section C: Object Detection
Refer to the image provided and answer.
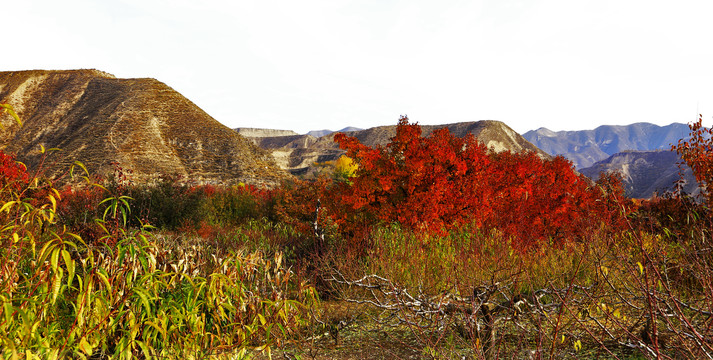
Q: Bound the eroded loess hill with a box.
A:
[0,69,288,186]
[250,120,550,175]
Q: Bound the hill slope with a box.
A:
[250,120,549,175]
[523,123,691,169]
[579,150,699,199]
[0,69,287,185]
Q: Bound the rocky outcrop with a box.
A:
[0,69,288,186]
[236,128,299,137]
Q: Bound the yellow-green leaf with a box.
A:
[50,248,60,273]
[600,266,608,276]
[51,271,62,304]
[1,104,22,127]
[48,194,57,210]
[637,262,644,275]
[62,250,75,286]
[78,337,93,355]
[96,268,111,292]
[0,201,16,214]
[46,349,59,360]
[2,296,13,324]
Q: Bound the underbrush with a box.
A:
[6,162,713,359]
[0,151,317,359]
[317,222,713,359]
[4,108,713,359]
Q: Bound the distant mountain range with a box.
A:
[0,70,287,186]
[579,150,698,199]
[306,127,362,137]
[522,123,703,198]
[235,128,299,137]
[523,123,691,169]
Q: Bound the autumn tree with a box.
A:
[333,155,358,183]
[333,116,493,233]
[331,116,628,247]
[672,114,713,206]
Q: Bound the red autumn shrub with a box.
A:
[332,118,493,234]
[56,185,107,243]
[485,152,629,243]
[0,150,30,192]
[331,116,630,247]
[270,179,328,235]
[672,113,713,206]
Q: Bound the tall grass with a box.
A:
[326,220,713,359]
[0,150,316,359]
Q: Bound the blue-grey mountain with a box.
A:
[579,150,699,199]
[523,123,691,169]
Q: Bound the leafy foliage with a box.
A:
[0,104,316,359]
[672,113,713,205]
[0,150,30,192]
[332,155,358,183]
[331,116,630,246]
[7,102,713,358]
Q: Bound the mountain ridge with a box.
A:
[523,122,691,169]
[248,120,549,176]
[0,69,288,186]
[579,150,699,199]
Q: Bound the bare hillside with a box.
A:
[0,70,287,186]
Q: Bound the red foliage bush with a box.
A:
[269,179,328,236]
[330,116,630,247]
[56,185,107,243]
[0,150,30,191]
[672,114,713,206]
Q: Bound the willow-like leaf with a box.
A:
[61,250,75,288]
[50,248,60,273]
[50,270,62,305]
[0,104,22,128]
[95,268,111,293]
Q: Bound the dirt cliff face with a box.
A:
[0,69,288,186]
[236,128,299,137]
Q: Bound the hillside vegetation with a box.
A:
[2,104,713,359]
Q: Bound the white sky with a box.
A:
[4,0,713,134]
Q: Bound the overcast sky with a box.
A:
[5,0,713,134]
